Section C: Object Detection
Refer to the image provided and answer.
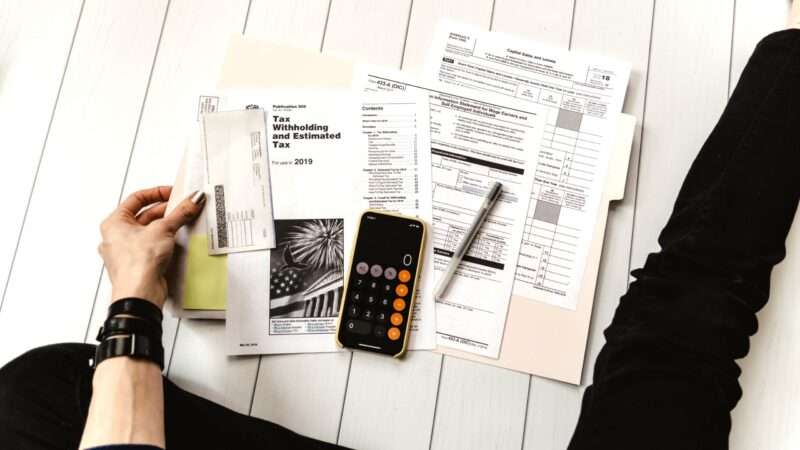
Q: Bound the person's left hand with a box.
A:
[98,186,206,309]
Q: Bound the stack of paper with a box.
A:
[166,20,633,383]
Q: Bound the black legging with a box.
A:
[1,29,799,450]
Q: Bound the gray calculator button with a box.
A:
[356,262,369,275]
[370,264,383,277]
[384,267,397,280]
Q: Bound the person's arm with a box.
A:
[78,186,205,450]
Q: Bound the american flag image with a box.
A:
[268,218,345,319]
[269,268,343,318]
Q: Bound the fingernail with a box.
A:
[191,190,206,204]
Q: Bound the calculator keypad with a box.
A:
[341,260,414,349]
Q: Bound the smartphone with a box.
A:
[336,210,426,357]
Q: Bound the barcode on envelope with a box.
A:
[214,185,228,248]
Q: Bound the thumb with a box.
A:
[160,190,206,233]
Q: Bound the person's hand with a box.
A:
[98,186,206,309]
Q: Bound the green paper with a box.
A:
[183,234,227,310]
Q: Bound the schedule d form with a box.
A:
[356,65,546,358]
[426,20,631,310]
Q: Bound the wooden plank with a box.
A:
[168,320,259,413]
[338,351,441,450]
[337,2,490,448]
[431,358,529,450]
[571,0,655,382]
[727,3,800,449]
[402,0,494,72]
[0,0,169,365]
[323,0,413,68]
[524,377,583,450]
[0,0,82,311]
[250,352,352,442]
[729,1,789,91]
[240,1,351,443]
[245,0,331,48]
[491,0,574,47]
[629,0,734,271]
[84,0,250,363]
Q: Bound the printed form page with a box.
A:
[425,20,631,310]
[359,94,436,349]
[356,66,546,358]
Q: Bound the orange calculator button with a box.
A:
[395,284,408,297]
[390,312,404,326]
[398,270,412,282]
[393,298,406,311]
[387,327,401,341]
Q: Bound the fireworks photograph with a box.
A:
[268,219,345,320]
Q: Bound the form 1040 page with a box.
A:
[425,20,631,311]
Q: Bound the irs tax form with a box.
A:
[359,94,436,350]
[222,90,361,355]
[355,66,547,358]
[425,20,630,310]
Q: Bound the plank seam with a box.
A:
[568,0,577,49]
[335,352,354,444]
[625,0,658,279]
[398,0,414,69]
[248,356,263,415]
[427,355,445,450]
[727,0,737,97]
[83,0,174,343]
[519,375,533,450]
[0,0,86,316]
[241,0,253,34]
[319,0,334,52]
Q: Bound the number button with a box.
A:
[398,270,411,283]
[380,298,390,308]
[390,312,403,326]
[369,281,378,290]
[352,292,361,303]
[395,284,408,297]
[376,311,387,322]
[347,305,360,318]
[366,295,377,305]
[362,309,374,320]
[387,327,402,341]
[383,284,392,293]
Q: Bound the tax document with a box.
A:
[355,66,547,358]
[222,90,361,355]
[425,20,630,310]
[359,93,435,349]
[201,110,276,254]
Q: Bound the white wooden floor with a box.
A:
[1,1,799,448]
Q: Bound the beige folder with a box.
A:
[195,36,636,384]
